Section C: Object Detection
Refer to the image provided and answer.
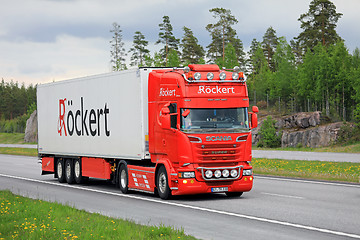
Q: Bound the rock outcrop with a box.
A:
[24,110,37,143]
[281,122,343,148]
[252,111,345,148]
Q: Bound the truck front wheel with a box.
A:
[157,166,171,200]
[65,159,75,184]
[119,164,129,194]
[56,159,66,183]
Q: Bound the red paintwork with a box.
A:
[127,165,156,192]
[42,157,54,173]
[147,64,256,195]
[82,157,112,179]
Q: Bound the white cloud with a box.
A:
[0,35,109,85]
[0,0,359,85]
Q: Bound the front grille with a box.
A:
[194,142,241,163]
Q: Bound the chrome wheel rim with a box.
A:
[159,173,167,193]
[120,169,127,188]
[66,162,71,178]
[74,161,80,178]
[57,162,63,178]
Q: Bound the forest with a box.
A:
[1,0,360,133]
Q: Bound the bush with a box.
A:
[337,122,360,144]
[257,116,282,148]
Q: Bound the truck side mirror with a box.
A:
[251,113,258,129]
[160,107,171,130]
[252,106,259,113]
[182,109,190,118]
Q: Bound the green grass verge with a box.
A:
[0,148,37,157]
[253,141,360,153]
[0,133,27,144]
[253,158,360,183]
[0,190,197,240]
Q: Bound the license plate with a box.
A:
[211,187,228,193]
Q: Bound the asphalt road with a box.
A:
[1,154,360,240]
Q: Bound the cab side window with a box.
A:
[169,103,177,129]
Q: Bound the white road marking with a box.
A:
[1,173,360,239]
[255,175,360,188]
[261,192,305,199]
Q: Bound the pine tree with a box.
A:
[180,26,205,65]
[206,8,245,68]
[167,49,181,67]
[246,38,260,75]
[129,31,150,67]
[110,22,127,71]
[216,43,238,69]
[156,16,180,66]
[295,0,343,54]
[262,26,278,72]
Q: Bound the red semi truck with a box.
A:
[38,64,258,199]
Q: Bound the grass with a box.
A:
[252,158,360,183]
[253,141,360,153]
[0,133,28,144]
[0,148,37,157]
[0,190,197,240]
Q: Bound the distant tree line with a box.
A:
[0,79,37,132]
[110,0,360,124]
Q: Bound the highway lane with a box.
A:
[1,154,360,240]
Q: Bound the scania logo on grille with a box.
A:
[206,136,232,141]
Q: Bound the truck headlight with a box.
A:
[179,171,195,178]
[222,169,229,178]
[243,169,252,176]
[230,169,238,178]
[205,170,213,178]
[214,170,221,178]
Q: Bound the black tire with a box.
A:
[119,164,129,194]
[56,159,66,183]
[74,159,84,184]
[65,159,75,184]
[225,192,243,198]
[157,166,171,200]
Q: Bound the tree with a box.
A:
[206,8,245,68]
[262,27,278,72]
[180,26,205,65]
[295,0,343,54]
[167,49,181,67]
[129,31,150,67]
[156,16,180,66]
[246,38,260,75]
[216,43,238,69]
[272,37,297,109]
[110,22,127,71]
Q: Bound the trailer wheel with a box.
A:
[65,159,75,184]
[157,166,171,200]
[225,192,243,198]
[74,159,85,184]
[56,159,66,183]
[119,164,129,194]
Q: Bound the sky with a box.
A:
[1,0,359,86]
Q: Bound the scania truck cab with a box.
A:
[147,64,258,199]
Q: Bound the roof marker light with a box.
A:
[194,72,201,80]
[207,72,214,80]
[232,72,239,80]
[219,72,226,80]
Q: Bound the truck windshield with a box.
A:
[180,108,249,133]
